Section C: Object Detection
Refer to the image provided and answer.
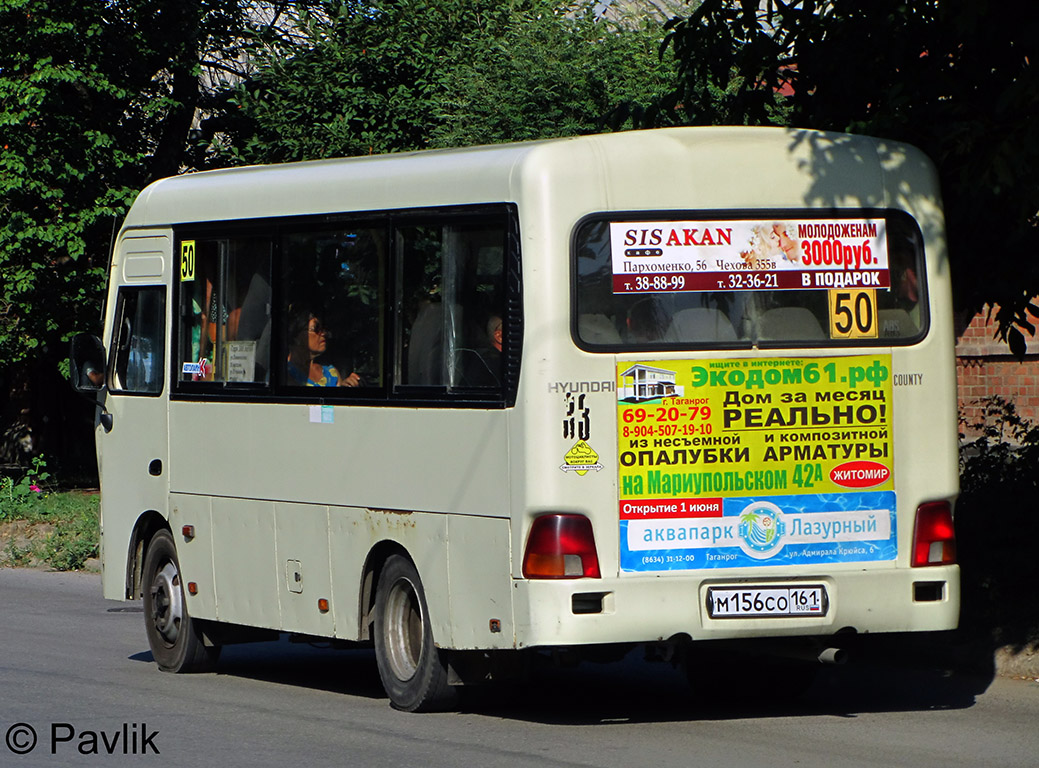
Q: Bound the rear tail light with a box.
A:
[522,514,601,579]
[911,501,957,567]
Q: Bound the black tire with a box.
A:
[141,529,220,673]
[373,554,457,712]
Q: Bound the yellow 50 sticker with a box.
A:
[828,289,877,339]
[180,240,196,282]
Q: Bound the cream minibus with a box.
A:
[72,127,959,711]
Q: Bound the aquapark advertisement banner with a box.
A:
[610,218,889,294]
[616,355,896,572]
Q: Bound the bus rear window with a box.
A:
[573,211,927,349]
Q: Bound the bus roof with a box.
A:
[122,127,937,229]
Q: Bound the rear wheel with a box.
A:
[373,554,457,712]
[141,529,220,673]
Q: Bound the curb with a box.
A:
[995,646,1039,680]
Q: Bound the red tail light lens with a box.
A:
[912,501,957,567]
[522,514,601,579]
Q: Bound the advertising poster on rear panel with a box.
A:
[617,355,895,572]
[609,218,889,295]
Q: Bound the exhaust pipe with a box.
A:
[767,642,849,665]
[817,647,847,665]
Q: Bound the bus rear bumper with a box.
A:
[510,565,960,649]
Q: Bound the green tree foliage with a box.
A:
[429,5,677,147]
[660,0,1039,352]
[210,0,677,163]
[0,0,316,467]
[2,0,132,364]
[0,0,254,364]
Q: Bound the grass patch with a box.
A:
[0,457,99,571]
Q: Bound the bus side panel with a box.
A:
[275,502,335,637]
[210,497,280,628]
[169,494,216,620]
[328,508,449,644]
[167,402,510,519]
[446,515,515,650]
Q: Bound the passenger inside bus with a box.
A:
[285,307,361,387]
[463,313,503,386]
[626,298,668,342]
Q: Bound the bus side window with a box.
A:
[280,227,386,389]
[110,286,166,395]
[398,220,505,390]
[178,237,271,384]
[399,224,447,386]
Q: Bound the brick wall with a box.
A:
[955,305,1039,437]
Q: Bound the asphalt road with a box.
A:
[2,567,1038,768]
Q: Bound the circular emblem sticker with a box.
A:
[737,501,786,559]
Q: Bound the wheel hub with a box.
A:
[384,576,423,682]
[150,562,183,646]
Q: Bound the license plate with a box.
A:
[706,585,828,619]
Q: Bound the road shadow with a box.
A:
[458,636,994,726]
[126,631,995,724]
[129,637,386,701]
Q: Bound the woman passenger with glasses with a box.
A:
[285,307,361,387]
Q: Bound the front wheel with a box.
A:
[373,554,457,712]
[141,529,220,673]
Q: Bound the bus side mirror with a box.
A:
[70,333,114,432]
[70,333,107,393]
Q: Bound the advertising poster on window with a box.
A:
[610,218,889,294]
[617,355,895,572]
